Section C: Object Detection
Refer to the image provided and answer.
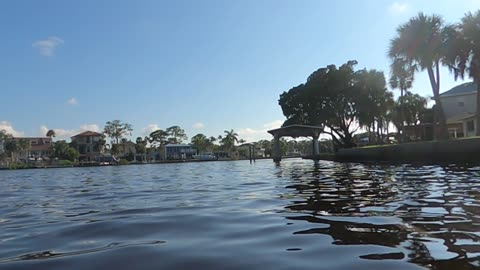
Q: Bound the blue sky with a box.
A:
[0,0,478,142]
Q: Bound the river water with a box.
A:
[0,159,479,269]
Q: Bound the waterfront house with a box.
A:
[165,144,197,160]
[440,82,478,138]
[14,137,53,162]
[71,131,103,161]
[237,143,266,159]
[213,151,230,159]
[112,141,137,160]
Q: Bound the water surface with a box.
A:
[1,159,480,269]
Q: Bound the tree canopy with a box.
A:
[52,141,80,161]
[278,60,392,148]
[191,133,214,153]
[103,120,133,144]
[166,126,187,144]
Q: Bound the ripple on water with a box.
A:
[1,159,480,269]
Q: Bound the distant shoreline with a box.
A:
[0,156,303,171]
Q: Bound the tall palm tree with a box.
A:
[445,11,480,135]
[389,13,451,140]
[390,57,415,142]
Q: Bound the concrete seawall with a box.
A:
[335,138,480,163]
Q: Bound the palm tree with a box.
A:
[222,129,239,151]
[4,138,18,163]
[17,138,30,162]
[46,129,56,140]
[390,57,415,142]
[121,138,129,157]
[445,11,480,135]
[191,133,208,153]
[97,136,106,155]
[389,13,451,140]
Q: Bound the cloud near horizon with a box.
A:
[143,124,160,136]
[32,36,64,57]
[389,2,408,15]
[192,122,205,129]
[237,120,283,142]
[0,121,25,137]
[39,124,101,140]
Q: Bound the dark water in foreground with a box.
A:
[1,159,480,270]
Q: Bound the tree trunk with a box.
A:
[427,65,448,140]
[476,79,480,136]
[400,88,404,143]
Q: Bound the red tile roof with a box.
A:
[72,131,103,137]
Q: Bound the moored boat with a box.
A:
[192,153,218,161]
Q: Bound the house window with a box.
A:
[448,128,458,138]
[458,101,465,107]
[467,120,475,132]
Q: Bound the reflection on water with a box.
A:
[0,160,480,269]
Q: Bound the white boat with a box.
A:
[193,153,218,161]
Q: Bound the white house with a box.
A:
[165,144,196,160]
[440,82,478,138]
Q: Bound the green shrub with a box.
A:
[9,163,28,169]
[119,159,129,165]
[58,160,74,166]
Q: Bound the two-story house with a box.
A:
[440,82,477,138]
[14,137,53,161]
[165,144,196,160]
[71,131,103,161]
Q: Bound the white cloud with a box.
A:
[67,97,78,105]
[389,2,408,15]
[0,121,25,137]
[79,124,101,133]
[192,122,205,129]
[237,120,283,142]
[143,124,160,136]
[39,124,101,140]
[263,120,283,130]
[32,36,64,57]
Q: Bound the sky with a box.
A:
[0,0,479,142]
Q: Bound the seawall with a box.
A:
[334,138,480,163]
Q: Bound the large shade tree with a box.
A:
[103,120,133,145]
[166,126,187,144]
[149,129,168,147]
[389,13,451,140]
[279,60,392,148]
